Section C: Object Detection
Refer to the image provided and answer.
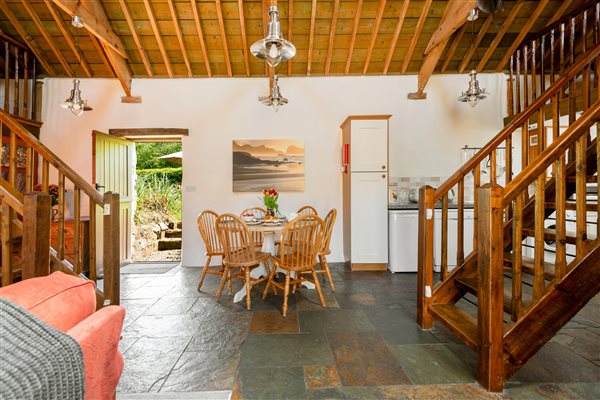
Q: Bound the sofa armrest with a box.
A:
[67,305,126,400]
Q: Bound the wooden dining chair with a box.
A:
[197,210,228,292]
[262,215,325,317]
[240,207,266,249]
[215,214,271,311]
[297,205,318,215]
[316,208,337,291]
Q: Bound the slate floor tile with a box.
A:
[560,383,600,400]
[307,386,384,400]
[144,297,197,316]
[304,365,342,389]
[118,337,138,355]
[500,383,588,399]
[378,384,498,400]
[160,348,240,392]
[366,307,439,346]
[295,291,340,311]
[122,314,204,339]
[186,311,251,352]
[389,344,476,384]
[239,333,334,368]
[551,327,600,365]
[299,310,375,333]
[249,311,300,334]
[120,298,158,328]
[235,366,306,400]
[328,332,411,386]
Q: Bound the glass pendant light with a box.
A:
[60,15,92,116]
[250,5,296,67]
[259,75,288,111]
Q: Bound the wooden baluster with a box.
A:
[457,179,464,266]
[533,171,545,301]
[73,187,81,275]
[57,172,65,260]
[507,60,514,116]
[595,3,600,45]
[575,136,587,259]
[523,45,529,108]
[560,22,565,76]
[22,51,28,119]
[550,29,555,86]
[473,164,480,248]
[597,122,599,240]
[511,193,523,321]
[490,151,497,185]
[13,46,19,116]
[103,192,120,306]
[583,9,588,54]
[41,159,49,191]
[554,94,567,279]
[22,192,51,279]
[531,40,537,100]
[31,58,37,121]
[441,193,448,281]
[1,200,13,286]
[417,186,434,329]
[515,49,521,114]
[570,17,575,66]
[476,183,504,392]
[4,42,9,111]
[540,35,545,94]
[25,147,34,192]
[89,197,96,282]
[522,121,529,170]
[505,137,512,185]
[538,108,545,156]
[8,130,16,186]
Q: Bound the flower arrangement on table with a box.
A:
[33,183,60,206]
[260,188,279,217]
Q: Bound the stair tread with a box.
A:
[545,201,598,212]
[430,304,478,350]
[566,175,597,183]
[455,276,514,314]
[521,228,597,244]
[503,253,556,280]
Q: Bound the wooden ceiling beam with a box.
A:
[88,31,114,78]
[325,0,339,75]
[363,0,386,75]
[238,0,250,77]
[458,15,493,73]
[215,0,233,77]
[476,1,524,72]
[407,37,448,99]
[401,0,432,74]
[142,0,173,78]
[496,0,550,72]
[190,0,212,77]
[441,24,467,73]
[307,0,317,76]
[383,0,410,75]
[425,0,476,55]
[546,0,572,27]
[167,0,192,78]
[118,0,152,77]
[42,0,92,78]
[20,0,73,76]
[0,1,56,76]
[345,0,363,75]
[287,0,293,76]
[52,0,127,59]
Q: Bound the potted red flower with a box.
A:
[260,188,279,216]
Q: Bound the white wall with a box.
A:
[40,74,506,266]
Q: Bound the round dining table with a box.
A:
[232,219,316,303]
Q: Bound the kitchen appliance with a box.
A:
[341,115,391,270]
[389,210,418,272]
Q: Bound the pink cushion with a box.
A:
[67,306,125,400]
[0,271,96,332]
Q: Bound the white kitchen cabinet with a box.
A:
[434,209,475,271]
[350,119,388,173]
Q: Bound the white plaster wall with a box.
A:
[40,74,506,266]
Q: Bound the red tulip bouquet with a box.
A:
[260,188,279,216]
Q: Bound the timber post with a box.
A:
[22,192,51,279]
[417,185,435,329]
[103,191,120,306]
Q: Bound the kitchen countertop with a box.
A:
[388,201,475,210]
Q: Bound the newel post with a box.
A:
[417,185,435,329]
[477,183,505,392]
[103,192,120,306]
[22,192,51,279]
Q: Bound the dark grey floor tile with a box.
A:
[119,337,138,355]
[239,333,334,367]
[187,311,251,351]
[159,348,240,392]
[307,386,384,400]
[299,310,375,333]
[378,384,498,399]
[500,382,585,399]
[236,366,307,400]
[144,297,197,316]
[561,383,600,400]
[551,327,600,365]
[122,313,204,339]
[120,298,158,328]
[123,284,176,300]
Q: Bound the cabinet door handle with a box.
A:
[381,165,386,170]
[382,174,386,178]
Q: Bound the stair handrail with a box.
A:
[0,109,103,205]
[0,177,24,214]
[433,43,600,203]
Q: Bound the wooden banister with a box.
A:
[22,192,51,279]
[0,178,24,214]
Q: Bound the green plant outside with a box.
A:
[137,167,182,185]
[136,142,182,169]
[134,173,182,225]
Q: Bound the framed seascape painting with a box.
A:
[232,139,304,192]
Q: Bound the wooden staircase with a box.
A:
[417,2,600,392]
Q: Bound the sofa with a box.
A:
[0,271,125,400]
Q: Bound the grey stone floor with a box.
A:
[116,263,600,399]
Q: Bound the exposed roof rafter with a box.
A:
[459,15,493,73]
[167,0,193,78]
[118,0,153,77]
[345,0,363,75]
[363,0,386,75]
[401,0,432,74]
[307,0,318,76]
[383,0,410,75]
[325,0,340,75]
[143,0,173,78]
[238,0,250,77]
[190,0,212,77]
[215,0,233,77]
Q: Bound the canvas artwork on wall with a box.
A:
[232,139,304,192]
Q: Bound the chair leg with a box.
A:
[197,255,212,291]
[282,273,291,318]
[262,265,276,299]
[215,265,229,302]
[245,268,252,311]
[227,265,233,295]
[312,270,325,307]
[320,255,335,292]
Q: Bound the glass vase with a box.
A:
[266,208,275,217]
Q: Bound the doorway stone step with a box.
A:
[164,229,182,238]
[157,238,182,251]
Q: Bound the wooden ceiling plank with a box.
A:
[20,0,73,76]
[383,0,410,75]
[546,0,572,27]
[307,0,317,76]
[287,0,293,76]
[142,0,173,78]
[401,0,432,74]
[42,0,92,78]
[325,0,340,75]
[476,1,524,72]
[88,31,115,78]
[238,0,250,77]
[496,0,550,72]
[167,0,193,77]
[52,0,127,59]
[458,15,493,73]
[441,24,467,73]
[425,0,476,55]
[118,0,153,77]
[215,0,233,77]
[190,0,212,77]
[0,2,56,76]
[345,0,363,75]
[362,0,386,75]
